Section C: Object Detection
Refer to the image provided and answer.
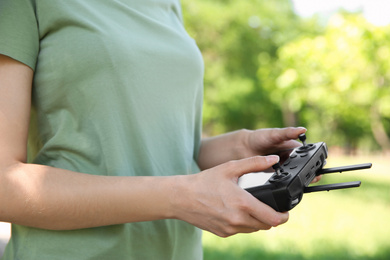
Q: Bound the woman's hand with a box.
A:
[245,127,322,183]
[198,127,307,170]
[244,127,322,183]
[244,127,307,157]
[172,155,289,237]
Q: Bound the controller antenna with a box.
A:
[272,162,283,176]
[299,133,307,147]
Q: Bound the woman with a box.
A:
[0,0,307,259]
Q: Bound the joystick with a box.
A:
[298,133,307,147]
[238,132,372,212]
[269,162,289,182]
[272,162,283,176]
[296,133,315,153]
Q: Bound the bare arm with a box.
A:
[0,55,176,230]
[0,55,288,236]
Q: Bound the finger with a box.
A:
[264,127,307,153]
[274,140,303,151]
[269,127,307,143]
[245,194,290,227]
[311,175,322,183]
[225,215,274,235]
[225,155,279,179]
[240,214,276,231]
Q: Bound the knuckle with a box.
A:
[236,198,252,212]
[262,225,272,231]
[270,214,288,227]
[269,128,281,140]
[227,214,245,227]
[270,218,281,227]
[214,230,230,238]
[211,225,237,238]
[222,226,238,237]
[224,160,238,170]
[219,232,232,238]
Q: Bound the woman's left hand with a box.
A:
[198,126,319,182]
[244,127,322,183]
[244,127,307,157]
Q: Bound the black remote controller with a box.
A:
[238,133,372,212]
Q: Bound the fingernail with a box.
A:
[266,155,279,164]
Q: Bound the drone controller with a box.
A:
[238,133,372,212]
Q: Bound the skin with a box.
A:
[0,54,315,237]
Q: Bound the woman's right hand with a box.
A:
[171,155,289,237]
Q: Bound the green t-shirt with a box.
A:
[0,0,204,259]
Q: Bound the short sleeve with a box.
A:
[0,0,39,70]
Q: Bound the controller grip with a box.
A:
[247,188,279,211]
[246,175,303,212]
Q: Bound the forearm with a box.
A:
[197,129,253,170]
[0,162,177,230]
[1,56,178,231]
[0,157,290,237]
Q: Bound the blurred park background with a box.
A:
[0,0,389,259]
[181,0,390,259]
[182,0,390,152]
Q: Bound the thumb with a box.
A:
[226,155,280,179]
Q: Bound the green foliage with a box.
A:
[269,13,390,150]
[182,0,321,134]
[182,0,390,151]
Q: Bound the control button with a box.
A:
[290,165,298,169]
[290,153,297,158]
[283,160,291,166]
[300,153,308,157]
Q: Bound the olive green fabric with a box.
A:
[0,0,204,259]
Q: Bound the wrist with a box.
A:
[168,174,195,221]
[235,129,255,159]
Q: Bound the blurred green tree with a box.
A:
[182,0,321,135]
[263,13,390,150]
[182,1,390,151]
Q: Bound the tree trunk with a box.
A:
[281,102,297,127]
[370,105,390,150]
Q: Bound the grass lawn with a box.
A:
[203,153,390,260]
